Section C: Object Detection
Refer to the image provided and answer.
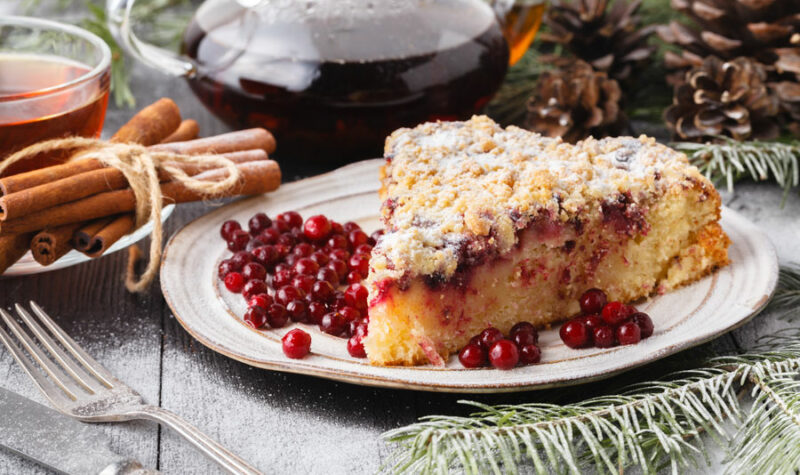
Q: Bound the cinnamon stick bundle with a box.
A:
[0,160,281,235]
[80,214,135,258]
[73,217,114,252]
[30,223,83,266]
[151,128,276,155]
[0,233,34,274]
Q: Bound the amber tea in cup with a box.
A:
[0,17,111,176]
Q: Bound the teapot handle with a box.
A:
[106,0,197,77]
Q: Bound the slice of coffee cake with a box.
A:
[364,116,729,366]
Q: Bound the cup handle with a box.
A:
[106,0,196,77]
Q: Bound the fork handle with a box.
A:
[134,406,262,475]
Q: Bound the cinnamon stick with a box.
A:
[73,217,114,252]
[0,160,281,235]
[0,233,34,274]
[151,128,276,155]
[0,149,268,220]
[30,223,83,266]
[0,98,182,196]
[81,214,135,258]
[161,119,199,143]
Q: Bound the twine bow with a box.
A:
[0,138,243,292]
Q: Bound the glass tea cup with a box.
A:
[0,16,111,176]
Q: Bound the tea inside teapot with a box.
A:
[182,0,509,164]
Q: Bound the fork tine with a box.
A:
[15,304,101,394]
[0,320,76,406]
[28,302,115,388]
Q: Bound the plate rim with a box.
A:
[160,160,779,393]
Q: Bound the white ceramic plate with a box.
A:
[161,160,779,393]
[2,205,174,277]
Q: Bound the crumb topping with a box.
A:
[370,115,710,282]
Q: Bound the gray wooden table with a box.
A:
[2,8,800,475]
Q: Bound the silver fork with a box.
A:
[0,301,261,475]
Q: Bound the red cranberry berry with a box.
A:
[227,230,251,252]
[311,280,335,303]
[259,227,280,244]
[331,292,348,311]
[284,254,298,267]
[218,259,237,278]
[292,275,315,294]
[326,234,348,251]
[343,221,361,233]
[316,267,340,286]
[230,250,253,269]
[292,242,313,257]
[580,314,603,331]
[510,322,538,343]
[369,229,384,245]
[276,233,296,247]
[220,220,241,240]
[294,257,320,276]
[559,320,590,348]
[265,303,288,328]
[276,285,304,305]
[248,294,272,310]
[469,335,483,348]
[458,343,487,368]
[307,301,327,324]
[339,306,361,323]
[310,251,329,266]
[478,327,504,350]
[488,340,519,370]
[354,244,373,256]
[245,239,265,252]
[251,245,277,267]
[243,306,267,329]
[349,254,370,278]
[248,213,272,236]
[242,279,268,300]
[347,230,369,249]
[277,211,303,230]
[329,248,350,262]
[579,288,608,315]
[272,269,294,288]
[518,344,541,365]
[617,321,641,345]
[512,330,536,348]
[304,215,332,241]
[286,299,307,323]
[349,320,368,339]
[592,325,616,348]
[346,271,362,284]
[330,221,344,234]
[320,312,346,336]
[327,259,348,279]
[631,312,654,338]
[601,301,631,327]
[282,329,311,359]
[224,272,245,293]
[344,283,369,310]
[242,262,267,282]
[347,334,367,358]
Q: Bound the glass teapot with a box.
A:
[108,0,544,165]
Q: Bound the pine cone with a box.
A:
[525,59,628,143]
[539,0,656,87]
[664,57,780,142]
[657,0,800,85]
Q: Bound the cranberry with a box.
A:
[349,254,370,278]
[320,312,346,336]
[243,306,267,328]
[353,321,369,338]
[488,339,519,370]
[242,262,267,281]
[218,259,237,278]
[469,335,483,348]
[220,220,242,240]
[307,301,327,324]
[294,257,320,276]
[276,285,303,305]
[244,239,263,253]
[579,288,608,314]
[230,250,253,269]
[282,329,311,359]
[248,294,272,310]
[310,251,329,266]
[343,221,361,233]
[224,272,245,293]
[277,233,296,247]
[316,267,340,286]
[329,248,350,262]
[347,334,367,358]
[631,312,654,338]
[303,215,332,241]
[311,280,335,303]
[227,230,251,252]
[286,299,307,323]
[292,242,313,257]
[291,227,307,243]
[347,230,369,249]
[326,234,348,251]
[559,320,590,348]
[593,325,616,348]
[292,275,315,294]
[263,303,287,328]
[369,229,384,245]
[284,254,298,267]
[458,343,487,368]
[247,212,272,235]
[617,321,641,345]
[330,221,344,234]
[478,327,504,350]
[242,279,268,300]
[512,331,536,348]
[327,259,348,279]
[346,271,362,284]
[518,344,541,365]
[277,211,303,230]
[273,244,291,259]
[339,306,361,323]
[580,314,603,331]
[601,301,631,327]
[344,283,369,310]
[272,269,294,288]
[259,227,280,244]
[510,322,537,339]
[251,245,277,267]
[331,292,348,311]
[354,244,373,256]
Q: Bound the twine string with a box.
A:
[0,137,243,292]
